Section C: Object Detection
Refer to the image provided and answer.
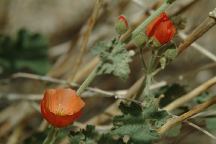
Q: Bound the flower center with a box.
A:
[55,104,65,116]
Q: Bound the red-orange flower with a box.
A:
[146,12,176,46]
[40,88,85,128]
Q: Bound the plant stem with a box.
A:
[76,63,101,95]
[140,50,158,106]
[42,127,58,144]
[132,2,168,38]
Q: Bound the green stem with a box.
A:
[140,50,158,105]
[132,2,169,38]
[76,63,101,95]
[42,127,58,144]
[144,50,157,97]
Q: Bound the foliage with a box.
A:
[93,39,133,80]
[159,43,177,69]
[193,92,212,104]
[155,83,187,107]
[23,131,47,144]
[0,29,49,75]
[69,102,170,144]
[70,125,99,144]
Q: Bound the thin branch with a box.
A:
[177,9,216,54]
[164,76,216,111]
[185,120,216,140]
[11,72,121,97]
[192,110,216,118]
[68,0,102,82]
[158,95,216,134]
[6,125,23,144]
[11,72,166,101]
[179,32,216,62]
[12,72,70,85]
[168,0,200,16]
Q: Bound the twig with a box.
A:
[168,0,200,16]
[164,76,216,111]
[11,72,121,97]
[177,8,216,54]
[192,110,216,118]
[185,120,216,140]
[178,62,216,81]
[179,32,216,62]
[6,125,23,144]
[170,113,216,140]
[11,72,166,100]
[68,0,102,82]
[12,72,70,85]
[158,95,216,134]
[48,34,80,77]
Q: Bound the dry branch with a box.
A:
[158,95,216,134]
[67,0,102,81]
[164,76,216,111]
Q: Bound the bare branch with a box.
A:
[185,120,216,140]
[164,76,216,111]
[158,96,216,134]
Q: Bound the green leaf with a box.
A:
[150,110,171,128]
[119,102,142,116]
[0,29,49,75]
[93,39,133,80]
[155,83,187,107]
[23,131,47,144]
[16,58,50,75]
[69,125,98,144]
[193,92,212,104]
[111,102,170,143]
[111,124,159,144]
[98,133,126,144]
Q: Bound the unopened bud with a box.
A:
[115,15,128,35]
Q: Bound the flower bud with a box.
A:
[115,15,128,35]
[146,12,176,47]
[40,88,85,128]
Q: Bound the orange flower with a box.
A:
[40,88,85,128]
[146,12,176,46]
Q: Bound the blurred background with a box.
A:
[0,0,216,144]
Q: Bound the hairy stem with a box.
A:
[76,64,101,95]
[141,50,158,99]
[42,127,58,144]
